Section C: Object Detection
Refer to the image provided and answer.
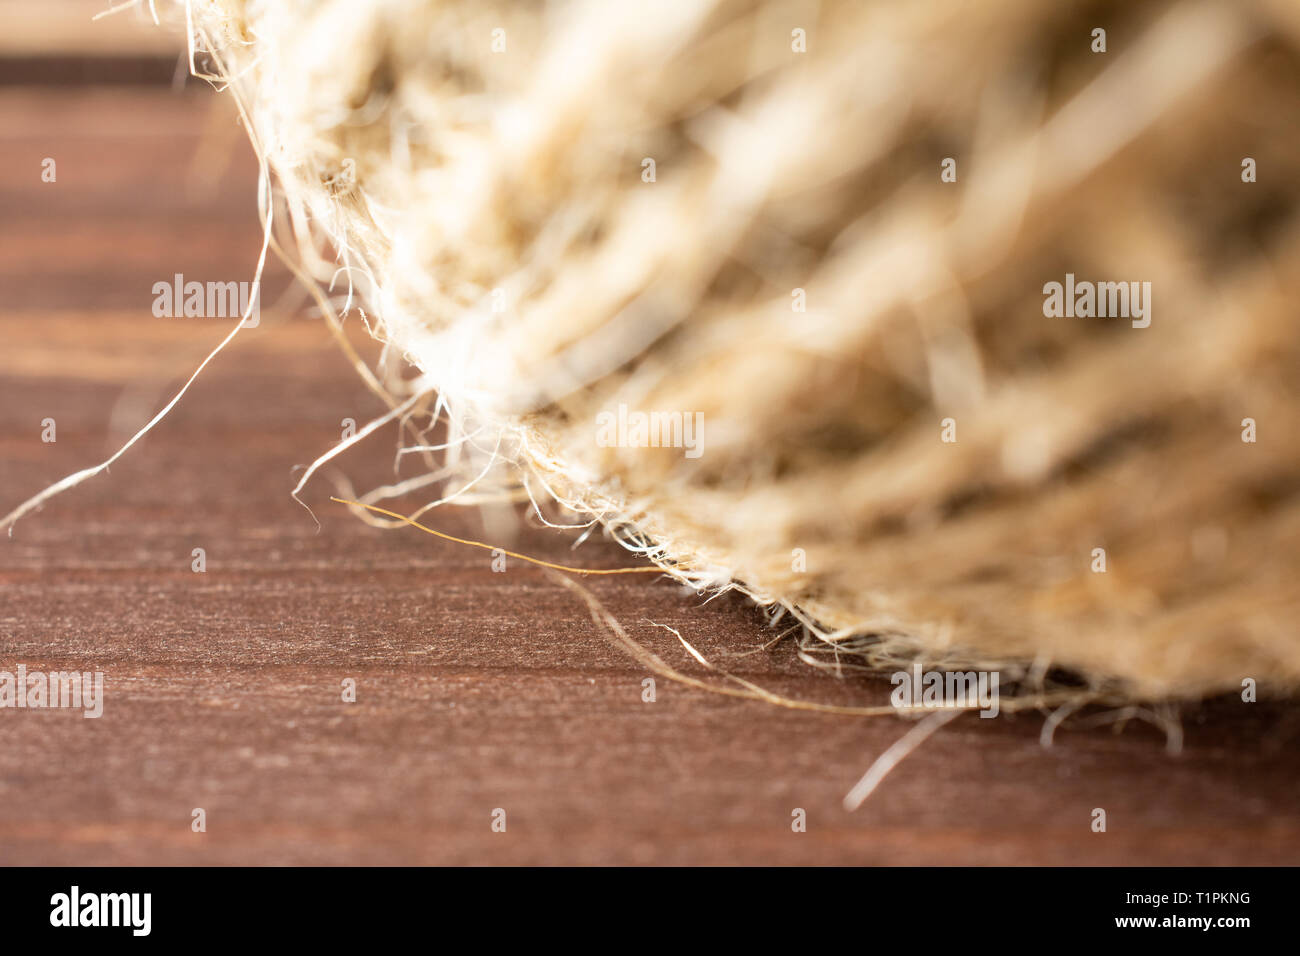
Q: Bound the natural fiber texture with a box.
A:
[186,0,1300,700]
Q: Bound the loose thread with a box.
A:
[329,496,665,575]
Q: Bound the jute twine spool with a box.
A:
[184,0,1300,702]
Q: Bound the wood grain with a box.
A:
[0,87,1296,866]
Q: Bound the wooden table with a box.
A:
[0,84,1295,866]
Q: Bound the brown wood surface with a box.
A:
[0,87,1296,866]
